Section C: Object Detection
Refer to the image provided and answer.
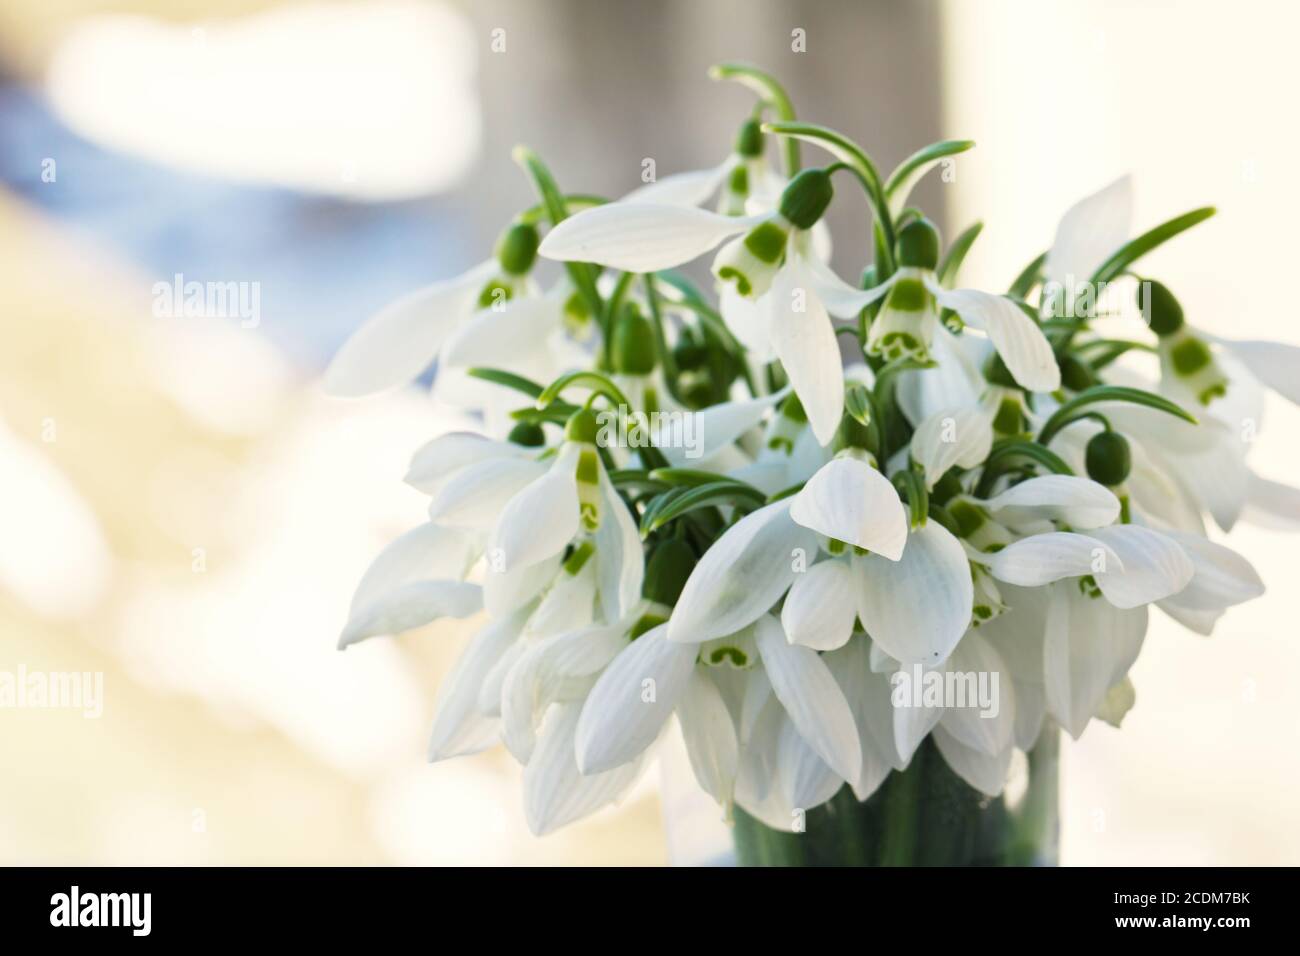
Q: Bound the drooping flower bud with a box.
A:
[1085,430,1132,487]
[611,303,658,376]
[564,407,600,445]
[777,168,834,229]
[733,118,765,159]
[895,218,940,271]
[495,222,540,276]
[1137,279,1183,337]
[507,421,546,447]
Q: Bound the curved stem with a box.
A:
[709,62,801,175]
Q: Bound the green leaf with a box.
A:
[518,193,608,225]
[973,439,1075,498]
[1074,338,1156,370]
[1008,250,1048,298]
[1090,207,1216,284]
[466,367,545,399]
[937,221,983,286]
[1037,385,1197,446]
[512,146,604,330]
[640,481,766,535]
[708,62,800,174]
[535,370,631,410]
[884,139,974,215]
[648,468,745,488]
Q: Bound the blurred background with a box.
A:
[1,0,1296,865]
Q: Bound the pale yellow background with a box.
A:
[1,0,1296,864]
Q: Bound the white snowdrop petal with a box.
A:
[1045,175,1132,287]
[489,448,580,571]
[427,606,530,760]
[1043,583,1148,738]
[1242,471,1300,531]
[934,632,1015,756]
[854,520,974,666]
[895,324,984,426]
[781,559,858,651]
[427,456,547,530]
[339,580,481,648]
[524,702,643,836]
[405,431,525,494]
[909,406,994,489]
[776,716,845,810]
[931,284,1060,392]
[932,726,1014,798]
[990,532,1121,588]
[676,669,740,805]
[984,475,1120,530]
[769,260,845,445]
[484,547,558,616]
[739,666,773,745]
[789,457,908,558]
[717,286,777,361]
[525,560,597,639]
[538,202,758,272]
[347,523,477,619]
[754,615,862,783]
[824,638,904,797]
[801,252,895,318]
[500,623,626,763]
[1216,338,1300,406]
[890,676,944,765]
[1089,525,1194,609]
[323,261,495,397]
[574,624,696,774]
[667,499,817,644]
[1156,532,1263,612]
[593,470,645,622]
[440,295,559,369]
[656,390,786,466]
[620,162,732,206]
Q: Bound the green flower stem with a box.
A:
[512,146,605,336]
[732,733,1061,867]
[708,63,801,176]
[762,121,895,276]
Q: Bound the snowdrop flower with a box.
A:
[816,217,1060,396]
[988,522,1194,737]
[324,222,545,397]
[485,408,643,625]
[541,168,850,442]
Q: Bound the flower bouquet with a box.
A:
[326,64,1294,866]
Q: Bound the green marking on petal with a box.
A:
[743,220,789,263]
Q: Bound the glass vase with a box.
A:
[731,729,1060,867]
